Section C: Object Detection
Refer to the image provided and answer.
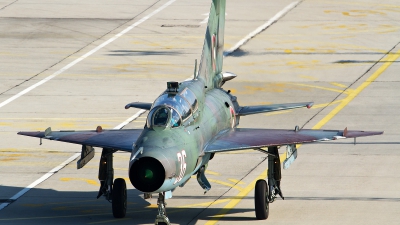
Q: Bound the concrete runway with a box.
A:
[0,0,399,224]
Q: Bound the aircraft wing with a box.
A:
[205,128,383,153]
[18,128,143,152]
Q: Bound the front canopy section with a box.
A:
[147,87,199,129]
[147,106,182,130]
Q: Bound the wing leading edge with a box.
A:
[205,128,383,153]
[18,128,143,152]
[237,102,313,116]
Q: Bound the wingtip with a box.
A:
[306,102,314,109]
[369,131,384,136]
[17,131,42,137]
[345,130,384,138]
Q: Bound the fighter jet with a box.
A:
[18,0,383,224]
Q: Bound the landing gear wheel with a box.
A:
[112,178,127,218]
[254,179,269,220]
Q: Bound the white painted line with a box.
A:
[0,0,177,110]
[223,1,300,57]
[0,0,163,210]
[200,13,209,24]
[0,153,80,210]
[114,109,146,129]
[0,109,147,210]
[200,12,227,25]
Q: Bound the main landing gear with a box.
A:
[255,179,269,219]
[97,148,127,218]
[254,146,284,220]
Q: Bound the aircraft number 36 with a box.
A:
[174,150,187,184]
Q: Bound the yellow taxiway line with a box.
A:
[313,50,400,129]
[204,50,400,224]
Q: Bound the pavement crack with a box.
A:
[301,40,400,130]
[225,0,304,57]
[0,0,18,11]
[0,0,162,98]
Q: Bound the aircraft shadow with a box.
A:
[2,186,399,225]
[334,60,400,64]
[314,141,400,145]
[225,49,396,57]
[0,185,256,225]
[107,50,181,56]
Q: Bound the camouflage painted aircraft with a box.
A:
[18,0,383,224]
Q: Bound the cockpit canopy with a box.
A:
[147,88,198,129]
[148,106,181,128]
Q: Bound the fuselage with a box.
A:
[128,78,239,193]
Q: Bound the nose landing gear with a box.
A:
[155,192,171,225]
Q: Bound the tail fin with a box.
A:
[197,0,226,89]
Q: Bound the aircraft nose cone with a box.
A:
[129,157,165,193]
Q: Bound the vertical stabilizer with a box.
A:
[197,0,226,89]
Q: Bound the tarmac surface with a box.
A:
[0,0,399,224]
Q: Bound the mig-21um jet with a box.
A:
[18,0,383,224]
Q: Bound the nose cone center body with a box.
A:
[145,169,153,179]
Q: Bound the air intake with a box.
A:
[129,157,165,193]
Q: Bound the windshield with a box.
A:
[153,107,169,126]
[153,94,191,121]
[147,106,181,128]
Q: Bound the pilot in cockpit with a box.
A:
[169,108,181,127]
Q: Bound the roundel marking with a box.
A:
[229,106,236,128]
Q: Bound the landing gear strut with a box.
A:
[267,146,284,203]
[97,148,127,218]
[254,146,284,220]
[155,192,170,225]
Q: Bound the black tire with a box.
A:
[254,179,269,220]
[157,223,168,225]
[112,178,127,218]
